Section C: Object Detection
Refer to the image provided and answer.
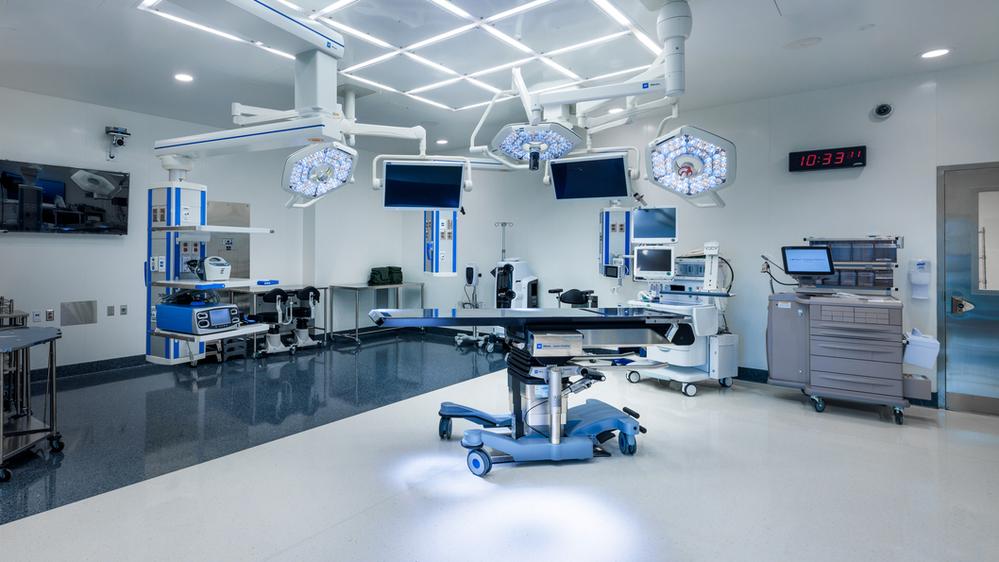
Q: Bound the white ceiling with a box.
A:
[1,0,998,154]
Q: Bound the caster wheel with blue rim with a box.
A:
[618,432,637,456]
[811,396,826,413]
[467,449,492,477]
[0,468,11,483]
[438,417,452,440]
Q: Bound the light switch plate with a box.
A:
[107,305,115,317]
[45,309,55,322]
[32,310,42,322]
[120,304,128,315]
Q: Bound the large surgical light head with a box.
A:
[647,125,736,198]
[282,141,356,200]
[490,123,583,171]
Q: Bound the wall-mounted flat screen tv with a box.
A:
[0,159,129,235]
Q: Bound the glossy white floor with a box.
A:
[2,369,998,561]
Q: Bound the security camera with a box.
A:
[105,126,130,160]
[873,103,893,120]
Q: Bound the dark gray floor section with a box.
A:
[0,331,505,525]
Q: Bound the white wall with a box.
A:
[404,62,999,387]
[0,86,304,365]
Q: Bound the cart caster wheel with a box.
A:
[438,417,453,440]
[289,346,297,355]
[681,383,697,397]
[893,408,904,425]
[719,377,733,388]
[800,388,809,396]
[618,432,637,456]
[467,449,492,477]
[485,342,495,353]
[49,437,65,452]
[627,371,641,384]
[811,396,826,413]
[0,468,11,483]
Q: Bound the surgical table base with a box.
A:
[370,307,684,476]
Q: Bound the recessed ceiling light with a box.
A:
[608,107,624,114]
[436,139,449,145]
[174,73,194,82]
[784,37,822,50]
[921,48,950,59]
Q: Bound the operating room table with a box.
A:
[369,307,689,476]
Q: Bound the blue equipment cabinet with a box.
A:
[599,206,631,278]
[423,210,458,277]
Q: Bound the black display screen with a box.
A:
[551,155,629,200]
[384,162,463,209]
[788,145,866,172]
[0,159,129,234]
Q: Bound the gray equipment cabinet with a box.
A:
[767,293,918,424]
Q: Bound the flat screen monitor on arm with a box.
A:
[383,161,464,210]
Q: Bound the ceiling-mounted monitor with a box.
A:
[631,206,677,245]
[550,153,630,200]
[0,159,129,235]
[383,161,464,210]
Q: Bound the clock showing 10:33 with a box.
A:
[788,145,866,172]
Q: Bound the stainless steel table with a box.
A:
[0,327,64,482]
[331,282,425,344]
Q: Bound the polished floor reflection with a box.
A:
[0,331,504,525]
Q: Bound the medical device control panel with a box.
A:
[424,210,457,277]
[155,304,241,335]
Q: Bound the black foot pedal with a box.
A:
[593,445,611,458]
[595,430,616,444]
[639,425,648,434]
[623,406,640,419]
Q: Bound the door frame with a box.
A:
[936,161,999,411]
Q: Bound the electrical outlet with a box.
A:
[45,309,55,322]
[32,310,42,323]
[120,304,128,316]
[107,305,115,317]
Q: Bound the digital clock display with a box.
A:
[788,145,866,172]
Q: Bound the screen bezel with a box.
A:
[548,152,631,201]
[208,307,232,326]
[382,160,465,211]
[631,206,678,245]
[782,246,836,275]
[632,246,675,281]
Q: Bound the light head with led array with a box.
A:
[647,125,736,198]
[282,141,356,202]
[491,122,583,171]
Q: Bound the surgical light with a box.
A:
[491,123,582,171]
[646,125,736,198]
[282,142,356,199]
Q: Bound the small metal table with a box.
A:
[0,327,64,482]
[330,282,425,344]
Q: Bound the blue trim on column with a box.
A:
[451,211,457,274]
[146,190,153,356]
[434,211,440,274]
[250,0,345,48]
[602,211,610,266]
[155,124,325,151]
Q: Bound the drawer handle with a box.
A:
[822,374,893,386]
[816,343,894,352]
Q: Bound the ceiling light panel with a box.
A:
[469,58,568,91]
[482,0,557,22]
[415,79,499,109]
[327,0,469,48]
[490,0,620,53]
[351,51,457,92]
[547,34,650,81]
[411,27,535,75]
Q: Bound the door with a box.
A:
[938,163,999,414]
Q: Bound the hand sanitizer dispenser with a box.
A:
[909,259,931,300]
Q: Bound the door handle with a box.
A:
[951,295,976,315]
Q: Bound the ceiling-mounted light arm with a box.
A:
[341,121,427,156]
[511,68,541,126]
[224,0,345,59]
[657,0,692,96]
[655,100,679,137]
